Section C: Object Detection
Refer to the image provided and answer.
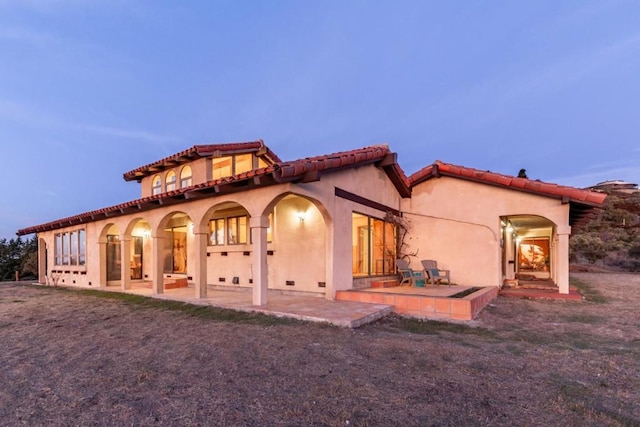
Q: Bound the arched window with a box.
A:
[180,165,192,188]
[152,175,162,195]
[166,171,177,192]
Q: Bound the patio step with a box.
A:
[371,279,399,288]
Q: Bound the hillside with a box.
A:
[570,190,640,271]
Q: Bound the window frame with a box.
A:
[180,165,193,188]
[54,228,86,266]
[352,212,396,277]
[166,171,177,192]
[152,175,162,195]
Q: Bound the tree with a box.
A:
[0,236,38,281]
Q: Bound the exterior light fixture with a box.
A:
[296,211,306,223]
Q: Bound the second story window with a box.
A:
[152,175,162,195]
[212,154,255,180]
[180,165,192,188]
[166,171,177,192]
[212,157,233,180]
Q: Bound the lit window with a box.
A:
[152,175,162,195]
[209,218,225,245]
[352,213,396,277]
[235,154,252,175]
[62,232,70,265]
[267,212,273,243]
[180,165,192,188]
[212,157,232,180]
[228,215,248,244]
[166,171,177,192]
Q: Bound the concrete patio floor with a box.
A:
[102,285,394,328]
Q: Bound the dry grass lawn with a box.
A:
[1,273,639,426]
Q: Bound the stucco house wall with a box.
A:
[403,176,570,287]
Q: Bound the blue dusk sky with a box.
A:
[1,1,639,240]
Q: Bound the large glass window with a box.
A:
[228,216,248,244]
[62,232,70,265]
[212,154,257,179]
[212,156,233,180]
[209,219,225,245]
[55,234,62,265]
[166,171,177,192]
[79,230,86,265]
[70,231,78,265]
[164,226,187,274]
[152,175,162,195]
[352,213,396,277]
[131,236,143,280]
[180,165,192,188]
[235,154,252,175]
[106,234,121,281]
[54,229,86,266]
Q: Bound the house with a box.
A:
[17,140,606,311]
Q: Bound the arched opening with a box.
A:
[99,223,121,286]
[201,201,252,287]
[263,193,331,296]
[159,213,191,275]
[125,219,152,281]
[501,215,557,285]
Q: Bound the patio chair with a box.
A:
[421,259,451,287]
[396,259,424,286]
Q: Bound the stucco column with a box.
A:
[120,236,131,290]
[556,225,571,294]
[151,234,165,295]
[37,238,47,285]
[193,226,208,299]
[328,203,351,299]
[250,216,269,306]
[98,241,107,288]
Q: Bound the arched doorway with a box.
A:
[501,215,556,283]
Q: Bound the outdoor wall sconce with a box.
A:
[142,230,151,239]
[296,211,306,223]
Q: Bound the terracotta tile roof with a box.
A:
[17,144,410,235]
[408,160,607,228]
[409,160,606,206]
[122,140,282,181]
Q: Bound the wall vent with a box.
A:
[221,252,228,256]
[249,279,253,284]
[219,277,226,282]
[243,251,250,256]
[267,250,274,256]
[286,280,295,286]
[318,282,326,288]
[232,276,240,284]
[188,276,193,281]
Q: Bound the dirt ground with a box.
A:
[0,273,638,426]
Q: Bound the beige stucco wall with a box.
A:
[402,177,570,287]
[37,163,403,300]
[139,157,210,198]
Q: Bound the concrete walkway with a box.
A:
[104,285,394,328]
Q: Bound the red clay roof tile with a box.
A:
[122,140,281,181]
[409,160,607,207]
